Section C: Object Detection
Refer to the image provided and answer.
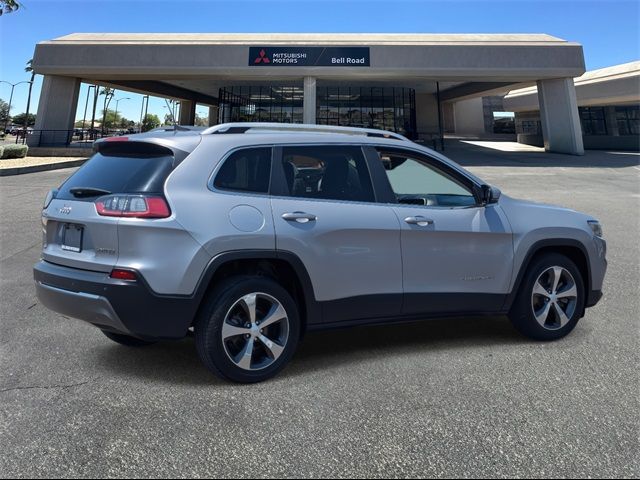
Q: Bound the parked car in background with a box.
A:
[15,127,33,138]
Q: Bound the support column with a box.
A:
[537,78,584,155]
[179,100,196,126]
[303,77,316,125]
[208,106,218,127]
[29,75,81,147]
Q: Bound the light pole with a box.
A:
[113,97,130,132]
[139,95,149,132]
[1,80,32,133]
[82,85,96,135]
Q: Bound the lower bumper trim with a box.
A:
[586,289,603,308]
[35,280,131,335]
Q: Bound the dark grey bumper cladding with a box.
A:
[33,260,196,340]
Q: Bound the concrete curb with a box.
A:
[0,159,87,176]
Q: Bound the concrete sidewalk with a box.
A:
[442,139,640,168]
[0,156,87,176]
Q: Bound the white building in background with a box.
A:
[504,61,640,151]
[31,33,589,154]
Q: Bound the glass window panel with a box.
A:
[282,146,374,202]
[214,148,271,194]
[378,149,476,207]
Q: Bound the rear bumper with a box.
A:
[34,260,196,340]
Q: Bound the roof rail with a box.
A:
[201,122,410,142]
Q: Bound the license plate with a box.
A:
[61,224,84,253]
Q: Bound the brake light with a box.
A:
[95,195,171,218]
[110,269,138,281]
[104,136,129,142]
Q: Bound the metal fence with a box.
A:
[13,129,126,148]
[10,127,445,151]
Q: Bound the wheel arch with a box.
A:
[191,250,321,335]
[504,239,592,313]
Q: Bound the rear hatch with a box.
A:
[42,142,177,273]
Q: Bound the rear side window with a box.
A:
[214,147,272,194]
[57,150,175,202]
[281,146,374,203]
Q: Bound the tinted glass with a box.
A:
[57,151,174,201]
[282,146,374,202]
[214,147,272,194]
[378,150,476,207]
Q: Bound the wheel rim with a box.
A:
[221,292,289,371]
[531,266,578,330]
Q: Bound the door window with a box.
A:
[378,149,477,207]
[281,146,374,202]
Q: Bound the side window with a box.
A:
[214,147,271,194]
[282,146,374,202]
[378,149,477,207]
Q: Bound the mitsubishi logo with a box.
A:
[254,49,270,64]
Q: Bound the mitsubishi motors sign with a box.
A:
[249,47,370,67]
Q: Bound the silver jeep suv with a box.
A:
[34,123,607,383]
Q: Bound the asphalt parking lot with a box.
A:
[1,142,638,478]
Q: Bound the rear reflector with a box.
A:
[110,269,138,281]
[95,194,170,218]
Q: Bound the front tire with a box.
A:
[509,253,585,341]
[194,276,300,383]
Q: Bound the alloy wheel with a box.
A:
[221,292,290,371]
[531,266,578,330]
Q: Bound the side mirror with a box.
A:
[480,184,501,205]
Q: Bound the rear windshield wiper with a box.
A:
[69,187,111,198]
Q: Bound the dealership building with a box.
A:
[31,33,590,154]
[504,61,640,151]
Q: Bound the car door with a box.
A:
[366,146,514,316]
[270,144,403,323]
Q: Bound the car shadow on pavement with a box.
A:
[285,315,524,379]
[95,315,526,386]
[95,337,222,386]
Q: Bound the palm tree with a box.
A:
[1,0,20,15]
[23,59,35,133]
[100,87,115,134]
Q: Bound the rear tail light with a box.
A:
[95,194,170,218]
[110,269,138,281]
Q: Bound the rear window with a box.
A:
[57,150,175,201]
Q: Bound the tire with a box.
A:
[509,253,585,341]
[194,275,300,383]
[101,330,157,347]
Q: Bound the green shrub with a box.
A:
[1,144,28,159]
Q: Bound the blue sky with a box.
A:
[1,0,638,124]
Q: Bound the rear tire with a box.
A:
[194,275,300,383]
[101,330,157,347]
[509,253,585,341]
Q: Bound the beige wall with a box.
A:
[453,97,485,135]
[415,93,439,135]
